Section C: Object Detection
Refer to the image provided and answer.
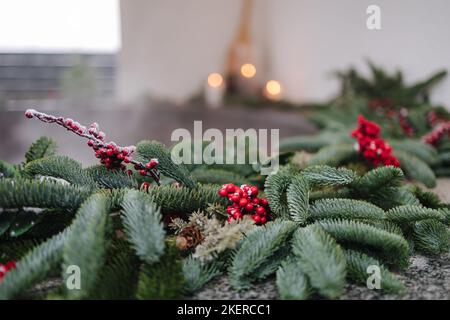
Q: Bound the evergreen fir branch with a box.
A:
[350,166,407,209]
[385,205,446,223]
[147,184,228,214]
[411,186,443,209]
[136,140,196,188]
[351,166,404,193]
[309,187,352,201]
[394,150,436,188]
[309,198,385,221]
[303,165,358,187]
[264,169,293,218]
[408,69,447,98]
[389,140,438,165]
[0,160,20,178]
[85,165,138,189]
[412,220,450,255]
[62,193,110,299]
[286,175,310,224]
[367,185,421,210]
[276,257,311,300]
[191,168,247,186]
[121,190,165,264]
[89,240,140,299]
[344,250,406,294]
[229,220,296,290]
[0,230,67,299]
[291,224,347,299]
[136,243,185,299]
[318,219,410,267]
[308,143,357,167]
[0,179,91,210]
[24,137,57,164]
[253,243,291,281]
[368,220,404,237]
[182,256,222,294]
[24,155,96,187]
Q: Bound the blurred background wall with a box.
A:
[118,0,450,106]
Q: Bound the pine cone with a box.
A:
[176,226,204,250]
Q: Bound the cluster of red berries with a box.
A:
[135,158,159,176]
[25,109,161,184]
[0,261,16,280]
[351,115,400,167]
[422,121,450,145]
[218,183,270,225]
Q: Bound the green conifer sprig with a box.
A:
[136,140,196,188]
[385,205,446,223]
[318,219,410,267]
[24,156,96,188]
[121,190,165,264]
[0,160,20,178]
[303,165,357,187]
[394,151,436,188]
[286,175,309,223]
[264,170,292,218]
[276,257,311,300]
[62,193,110,299]
[309,198,385,221]
[182,256,222,294]
[0,179,91,210]
[291,224,347,299]
[229,220,296,290]
[308,143,357,166]
[389,140,438,166]
[147,184,228,214]
[191,168,247,186]
[24,137,57,164]
[412,220,450,254]
[343,250,405,294]
[136,243,185,299]
[86,165,138,189]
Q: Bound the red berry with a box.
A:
[252,198,260,205]
[139,169,147,176]
[261,198,269,207]
[245,203,254,212]
[231,194,241,203]
[253,215,261,223]
[256,206,265,215]
[124,157,131,163]
[250,186,258,196]
[219,189,228,197]
[239,198,248,207]
[226,184,236,193]
[260,217,267,224]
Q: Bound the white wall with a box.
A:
[118,0,450,107]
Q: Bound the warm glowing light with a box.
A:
[265,80,281,96]
[207,73,224,88]
[240,63,256,78]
